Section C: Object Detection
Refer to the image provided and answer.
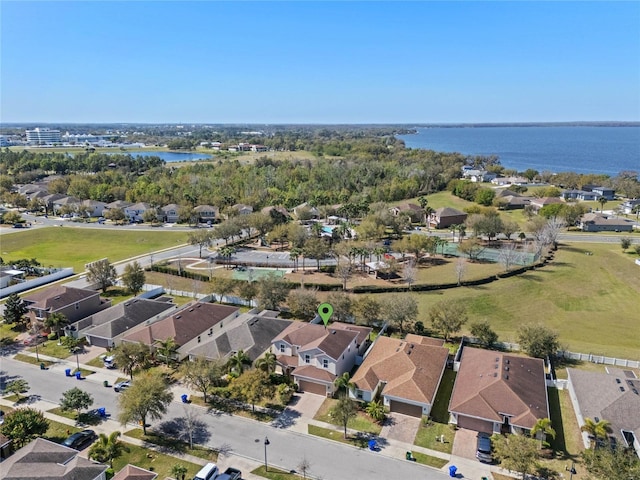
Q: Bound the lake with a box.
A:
[397,126,640,176]
[107,150,213,162]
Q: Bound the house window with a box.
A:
[304,354,310,364]
[357,390,363,399]
[323,359,328,368]
[279,344,285,353]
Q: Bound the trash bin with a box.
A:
[98,407,106,417]
[405,451,412,460]
[448,465,457,477]
[65,368,72,377]
[40,363,45,370]
[181,394,189,403]
[103,380,109,387]
[75,371,82,380]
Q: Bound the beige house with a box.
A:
[23,285,111,327]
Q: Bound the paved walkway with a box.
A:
[8,349,517,479]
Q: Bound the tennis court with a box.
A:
[232,267,286,281]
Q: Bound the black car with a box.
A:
[62,429,97,450]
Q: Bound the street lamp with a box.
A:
[566,462,577,480]
[264,436,270,472]
[73,347,80,373]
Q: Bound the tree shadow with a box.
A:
[157,417,212,446]
[270,407,301,429]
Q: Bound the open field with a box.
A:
[0,227,189,272]
[397,242,640,359]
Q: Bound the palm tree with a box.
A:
[156,337,178,366]
[255,352,277,374]
[44,312,69,339]
[218,246,235,269]
[365,400,386,423]
[424,206,434,230]
[227,349,251,375]
[333,372,355,396]
[88,431,129,468]
[171,464,188,480]
[598,196,607,212]
[531,417,556,448]
[289,247,301,272]
[581,418,611,448]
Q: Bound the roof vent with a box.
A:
[494,364,499,369]
[407,350,412,355]
[176,315,181,319]
[619,386,625,392]
[55,296,61,300]
[632,389,639,395]
[493,372,497,377]
[504,374,509,380]
[505,359,510,364]
[505,366,510,371]
[196,304,201,308]
[495,357,499,362]
[189,308,194,312]
[616,378,621,384]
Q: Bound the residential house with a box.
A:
[251,144,268,152]
[160,203,181,223]
[448,347,549,434]
[561,189,599,202]
[0,437,107,480]
[23,285,111,327]
[491,176,529,186]
[52,196,81,214]
[429,207,467,229]
[350,334,449,417]
[579,212,634,232]
[106,200,132,211]
[71,297,177,348]
[112,465,157,480]
[390,203,424,223]
[231,203,254,215]
[124,202,153,222]
[261,206,291,222]
[81,199,108,217]
[120,302,240,360]
[0,268,25,289]
[41,193,67,214]
[292,202,320,220]
[591,186,616,200]
[620,199,640,215]
[529,196,563,213]
[272,322,372,396]
[462,169,498,183]
[566,367,640,457]
[188,309,292,362]
[194,204,219,223]
[494,190,531,210]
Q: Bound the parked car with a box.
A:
[476,432,493,463]
[23,334,47,346]
[113,380,131,392]
[193,463,219,480]
[62,429,97,450]
[218,467,242,480]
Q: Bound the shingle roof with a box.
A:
[567,368,640,448]
[121,302,238,347]
[188,314,292,361]
[0,437,107,480]
[24,286,98,311]
[293,364,336,383]
[449,347,549,429]
[352,336,448,405]
[435,207,467,217]
[112,465,158,480]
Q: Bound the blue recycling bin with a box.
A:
[65,368,72,377]
[449,465,457,477]
[181,394,189,403]
[75,371,82,380]
[98,407,106,417]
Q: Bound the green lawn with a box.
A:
[124,428,218,462]
[429,369,456,424]
[13,352,55,367]
[110,441,204,480]
[0,227,189,272]
[411,451,449,469]
[313,398,382,435]
[307,424,373,448]
[28,341,76,359]
[414,420,455,454]
[252,465,304,480]
[392,242,640,359]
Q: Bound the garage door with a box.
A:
[298,380,327,396]
[457,415,493,433]
[389,400,423,417]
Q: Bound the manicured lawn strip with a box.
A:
[188,394,277,423]
[411,451,449,469]
[13,353,55,367]
[307,424,371,448]
[47,407,103,426]
[85,356,107,368]
[414,420,455,454]
[0,227,189,272]
[111,440,204,480]
[124,428,218,462]
[252,465,302,479]
[401,243,640,359]
[44,418,82,444]
[429,369,456,424]
[100,287,135,306]
[29,341,76,359]
[313,397,382,435]
[72,367,95,377]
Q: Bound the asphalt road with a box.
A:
[0,356,451,480]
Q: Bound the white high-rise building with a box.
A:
[26,128,61,145]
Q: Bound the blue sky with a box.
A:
[2,1,639,123]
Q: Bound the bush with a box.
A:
[47,332,58,340]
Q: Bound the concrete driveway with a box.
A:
[380,413,421,444]
[452,428,479,460]
[271,393,324,431]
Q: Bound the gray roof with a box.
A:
[79,297,176,341]
[567,367,640,448]
[0,437,107,480]
[189,313,292,361]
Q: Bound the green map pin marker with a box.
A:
[318,303,333,326]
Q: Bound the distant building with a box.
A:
[26,128,61,145]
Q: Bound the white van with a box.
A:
[193,463,219,480]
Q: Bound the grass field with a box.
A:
[0,227,189,272]
[396,242,640,359]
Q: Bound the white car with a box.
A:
[113,381,131,392]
